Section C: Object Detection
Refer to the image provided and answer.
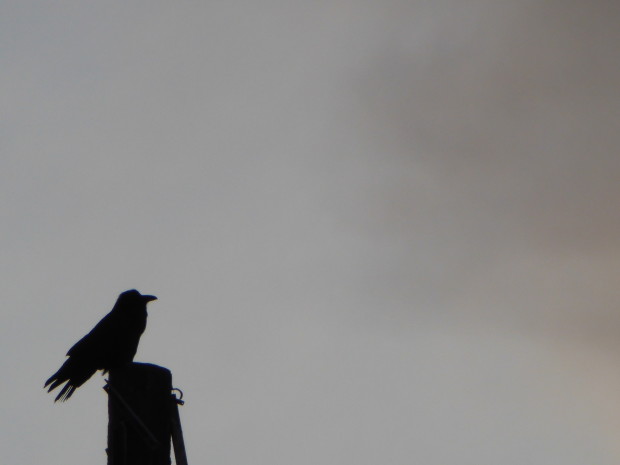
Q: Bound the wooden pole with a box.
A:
[105,363,173,465]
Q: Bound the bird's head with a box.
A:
[119,289,158,304]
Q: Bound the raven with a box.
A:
[45,289,157,402]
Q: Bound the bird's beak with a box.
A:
[142,295,158,302]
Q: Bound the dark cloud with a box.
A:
[337,0,620,343]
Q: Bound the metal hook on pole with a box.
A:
[170,388,188,465]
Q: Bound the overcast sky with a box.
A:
[3,1,620,464]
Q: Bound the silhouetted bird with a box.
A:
[45,289,157,402]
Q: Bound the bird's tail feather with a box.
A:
[45,358,98,402]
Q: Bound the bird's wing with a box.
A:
[66,311,119,358]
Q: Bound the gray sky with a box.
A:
[3,1,620,464]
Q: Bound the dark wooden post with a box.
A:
[105,363,173,465]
